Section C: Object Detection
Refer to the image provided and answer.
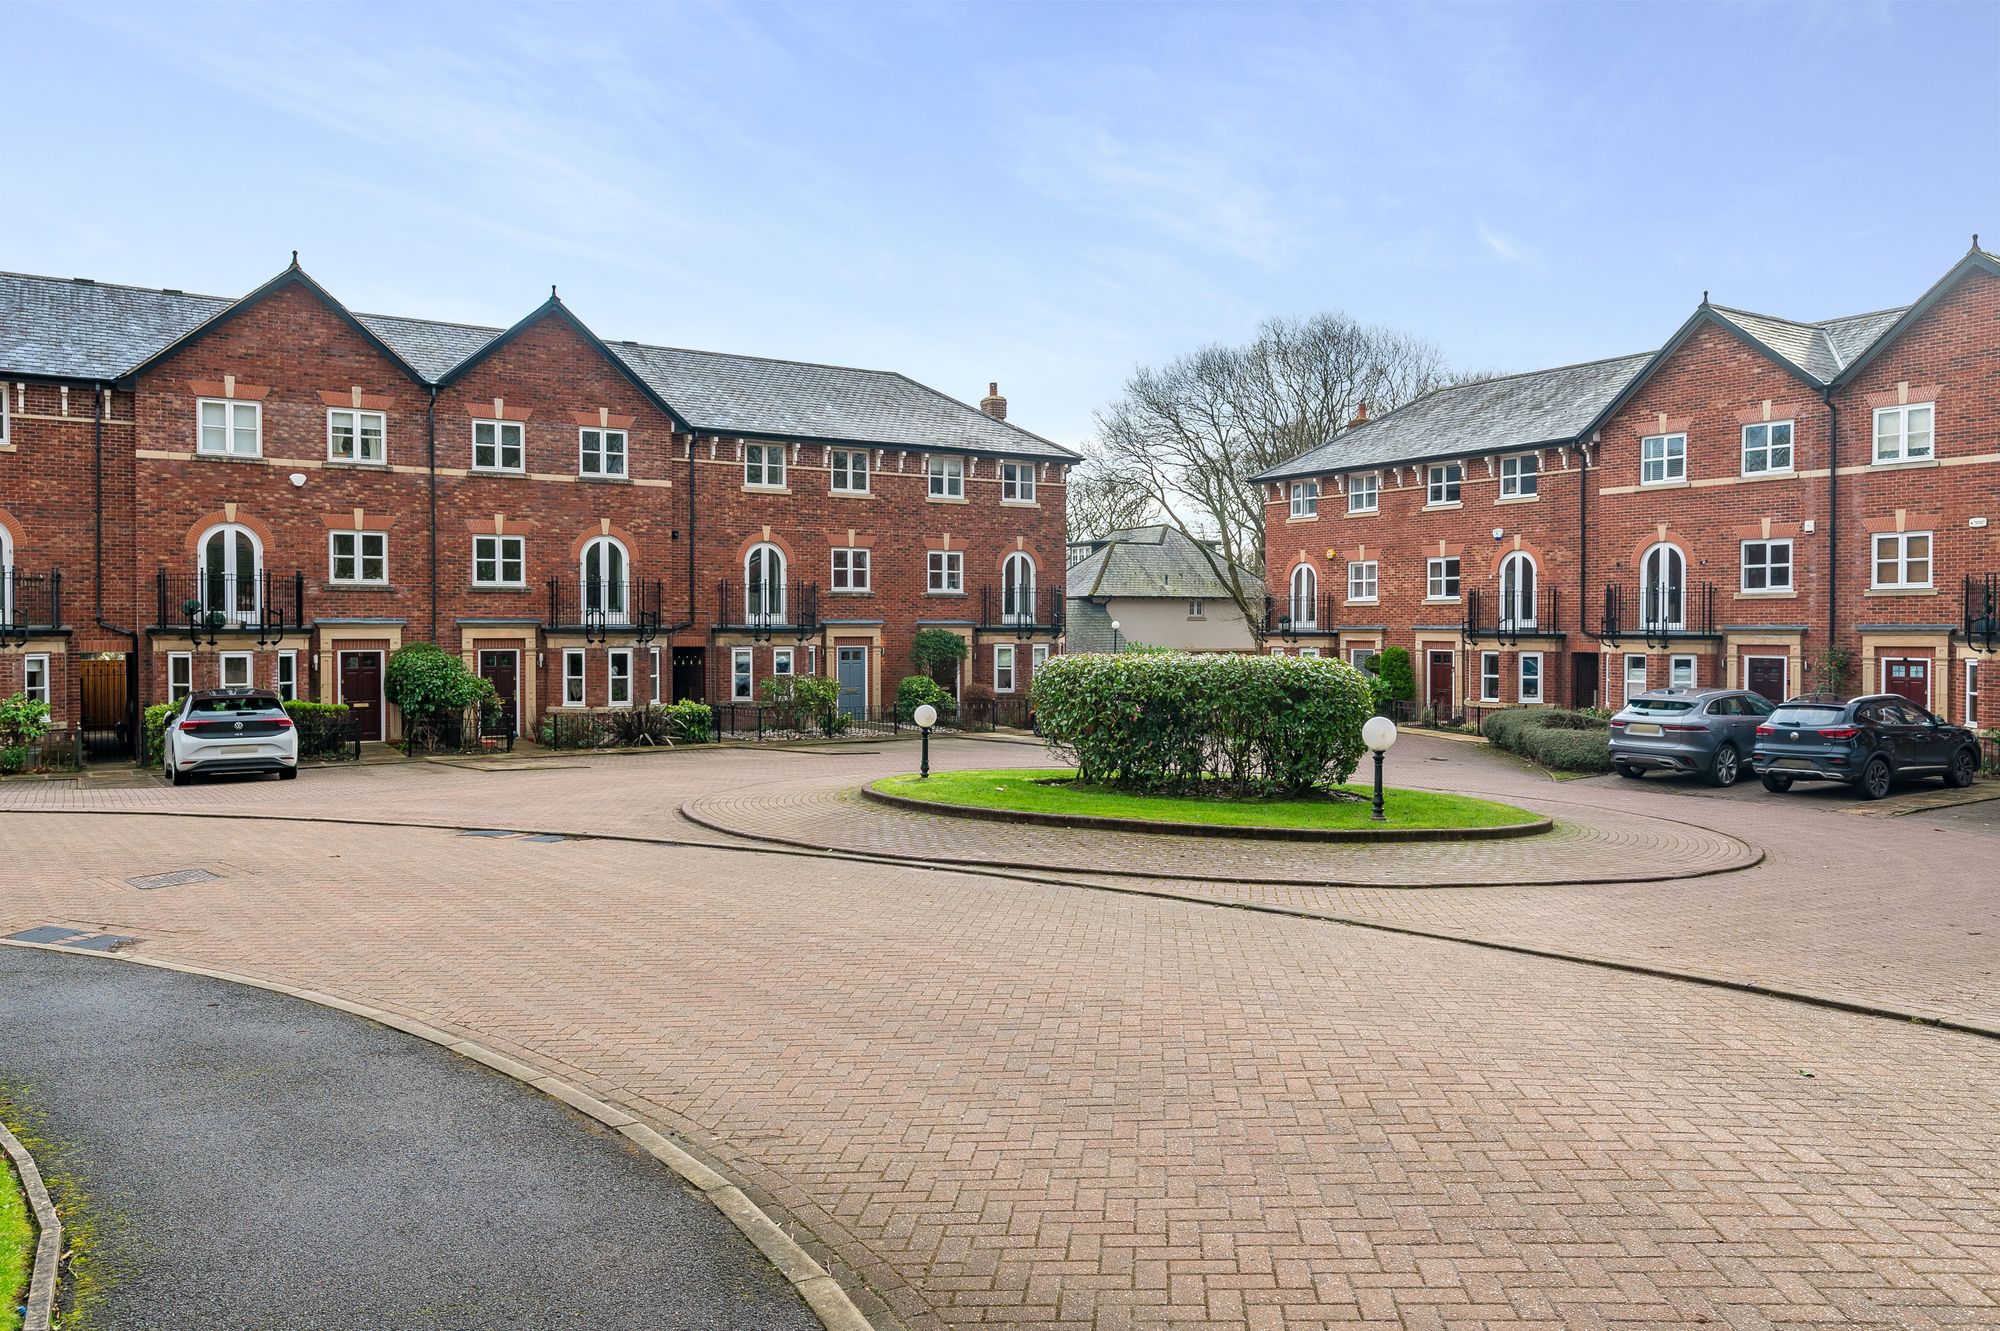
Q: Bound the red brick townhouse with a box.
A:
[1252,245,2000,729]
[0,261,1074,756]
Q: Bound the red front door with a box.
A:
[1427,650,1456,718]
[1882,657,1930,709]
[478,650,519,736]
[339,651,383,741]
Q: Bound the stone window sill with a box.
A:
[1870,456,1939,471]
[1865,587,1937,597]
[1640,478,1690,490]
[926,495,969,504]
[1345,508,1379,518]
[327,457,389,470]
[1286,513,1320,523]
[741,484,791,495]
[830,489,874,500]
[580,473,633,485]
[1735,589,1797,600]
[1495,494,1540,505]
[1422,501,1462,512]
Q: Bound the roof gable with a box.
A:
[1830,247,2000,387]
[433,296,691,431]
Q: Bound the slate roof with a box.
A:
[1062,598,1119,655]
[1707,304,1909,385]
[0,269,1079,461]
[1066,525,1257,600]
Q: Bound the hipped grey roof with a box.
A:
[0,269,1078,461]
[1062,598,1119,654]
[1066,525,1257,600]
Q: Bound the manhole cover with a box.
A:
[126,868,222,891]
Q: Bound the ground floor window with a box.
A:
[650,647,662,705]
[608,648,632,708]
[1031,644,1049,673]
[277,651,298,702]
[1623,653,1647,701]
[1268,646,1285,656]
[1298,646,1320,658]
[1479,651,1500,702]
[1967,660,1979,728]
[994,644,1017,693]
[220,652,253,688]
[732,648,754,701]
[1670,654,1696,689]
[23,653,49,705]
[1348,647,1379,674]
[772,647,794,679]
[563,649,586,706]
[169,653,193,703]
[1518,651,1543,703]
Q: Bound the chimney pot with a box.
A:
[1348,400,1369,429]
[980,382,1008,421]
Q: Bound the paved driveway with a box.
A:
[2,734,1997,1330]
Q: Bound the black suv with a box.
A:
[1752,693,1982,799]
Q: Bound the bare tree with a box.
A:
[1064,453,1159,543]
[1093,312,1463,642]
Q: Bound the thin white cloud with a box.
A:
[1477,222,1535,267]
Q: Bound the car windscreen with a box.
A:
[1768,706,1846,727]
[188,696,283,715]
[1625,698,1697,715]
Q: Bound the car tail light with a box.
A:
[273,717,293,729]
[1609,719,1626,728]
[1663,723,1706,732]
[1755,724,1775,736]
[1818,727,1859,740]
[180,720,215,734]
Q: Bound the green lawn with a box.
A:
[2,1153,29,1331]
[873,769,1539,831]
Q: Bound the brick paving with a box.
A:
[3,737,1999,1328]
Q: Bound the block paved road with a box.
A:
[2,735,1997,1329]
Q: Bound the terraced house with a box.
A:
[1253,245,2000,728]
[0,261,1075,756]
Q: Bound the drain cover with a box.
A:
[6,926,86,944]
[126,868,222,891]
[459,828,514,838]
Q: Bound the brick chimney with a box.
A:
[1347,400,1369,429]
[979,381,1007,421]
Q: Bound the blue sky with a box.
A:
[5,2,1995,445]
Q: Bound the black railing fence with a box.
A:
[975,585,1065,635]
[1964,573,1999,653]
[546,576,663,641]
[1590,581,1717,646]
[155,569,304,642]
[714,580,821,636]
[1463,588,1564,644]
[0,568,62,640]
[1264,592,1337,638]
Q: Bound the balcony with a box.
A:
[546,575,664,642]
[1462,588,1564,645]
[0,568,62,643]
[975,584,1065,637]
[714,579,821,639]
[1963,573,1999,653]
[1263,592,1337,639]
[155,569,305,645]
[1589,581,1717,648]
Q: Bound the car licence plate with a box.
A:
[222,744,260,755]
[1774,758,1814,770]
[1626,722,1661,735]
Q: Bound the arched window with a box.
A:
[1642,543,1686,630]
[1499,552,1537,629]
[581,536,629,624]
[198,523,262,625]
[1290,564,1318,627]
[0,526,13,626]
[1002,552,1036,624]
[745,543,786,624]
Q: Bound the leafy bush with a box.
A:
[0,746,31,775]
[911,628,968,681]
[542,702,714,750]
[665,699,711,744]
[1482,707,1613,773]
[1374,647,1416,702]
[758,674,849,736]
[895,675,957,723]
[0,692,51,749]
[284,700,354,760]
[1030,650,1373,795]
[144,702,175,765]
[385,642,494,721]
[961,681,995,704]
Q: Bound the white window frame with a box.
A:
[1426,556,1460,601]
[473,419,524,472]
[1001,462,1036,503]
[580,427,628,478]
[1346,559,1378,603]
[168,653,193,704]
[562,649,586,707]
[1031,644,1050,674]
[583,536,632,625]
[328,530,388,585]
[650,646,663,705]
[0,382,9,447]
[731,647,754,701]
[1741,420,1794,476]
[927,550,963,594]
[1499,551,1537,629]
[927,455,964,499]
[23,653,49,705]
[1518,651,1543,703]
[1670,654,1696,689]
[744,441,786,488]
[772,647,795,678]
[1289,564,1318,627]
[1297,646,1321,659]
[607,647,633,707]
[831,547,871,592]
[1640,432,1686,485]
[276,651,298,702]
[1426,462,1462,506]
[1871,531,1932,590]
[1966,660,1979,729]
[327,408,386,465]
[829,448,870,495]
[472,534,525,587]
[1641,543,1687,630]
[1289,480,1319,518]
[743,542,786,624]
[1187,598,1204,619]
[1740,539,1793,592]
[1623,653,1648,702]
[1499,453,1538,498]
[219,651,254,689]
[197,397,261,457]
[1347,473,1378,514]
[1872,403,1935,463]
[1001,552,1037,624]
[994,644,1017,693]
[1348,646,1379,674]
[1478,651,1500,703]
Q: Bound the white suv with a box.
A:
[163,688,299,785]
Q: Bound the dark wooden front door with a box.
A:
[339,652,383,740]
[672,647,705,704]
[478,651,518,735]
[1745,656,1788,704]
[1570,652,1599,711]
[1427,650,1455,718]
[1882,657,1930,709]
[79,656,131,759]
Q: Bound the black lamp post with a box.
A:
[1362,715,1399,822]
[1110,619,1122,653]
[914,702,937,778]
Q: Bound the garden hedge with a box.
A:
[1030,650,1373,794]
[1481,707,1614,773]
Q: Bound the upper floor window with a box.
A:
[1499,551,1537,628]
[831,547,871,592]
[1741,421,1793,476]
[1499,453,1538,498]
[830,449,870,494]
[1347,559,1378,602]
[927,549,963,593]
[745,442,785,488]
[1290,480,1319,518]
[1426,462,1461,506]
[1873,403,1934,463]
[928,456,964,499]
[1741,539,1792,592]
[1871,531,1932,589]
[580,428,627,478]
[1641,542,1686,629]
[198,522,262,624]
[1001,462,1036,503]
[1641,433,1686,485]
[1002,552,1037,623]
[473,419,524,472]
[1427,556,1460,600]
[582,535,630,623]
[328,408,385,464]
[745,542,786,622]
[1347,473,1378,514]
[1188,598,1204,618]
[473,535,525,587]
[1289,564,1318,626]
[0,383,10,446]
[198,398,261,457]
[329,530,387,584]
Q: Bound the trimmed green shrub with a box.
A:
[1375,647,1416,702]
[0,746,31,775]
[284,700,354,760]
[385,642,494,721]
[1030,650,1373,795]
[895,675,956,723]
[665,699,711,744]
[911,628,968,682]
[1481,707,1613,773]
[144,702,175,766]
[759,675,848,736]
[0,692,51,749]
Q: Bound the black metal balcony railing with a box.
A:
[547,576,663,643]
[1589,581,1717,648]
[1463,588,1564,645]
[714,580,821,639]
[1264,592,1337,639]
[0,568,61,644]
[1963,573,1998,653]
[155,569,305,645]
[976,584,1065,636]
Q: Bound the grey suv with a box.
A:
[1753,693,1982,799]
[1609,687,1774,787]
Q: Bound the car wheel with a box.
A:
[166,754,187,787]
[1616,765,1644,779]
[1858,756,1893,800]
[1707,743,1741,788]
[1760,772,1793,793]
[278,767,298,780]
[1945,747,1978,789]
